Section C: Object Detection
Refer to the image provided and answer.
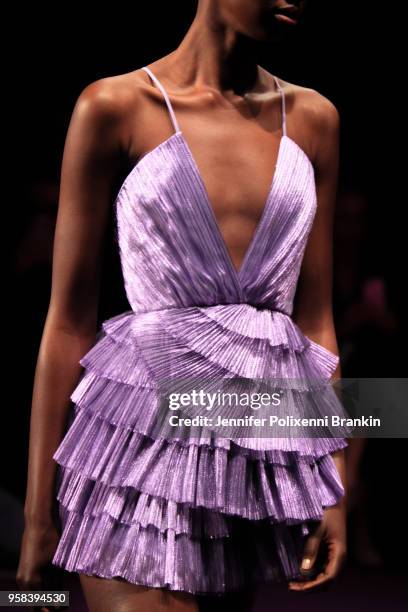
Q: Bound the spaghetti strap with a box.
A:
[142,66,181,135]
[272,74,287,137]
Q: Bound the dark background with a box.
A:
[3,1,407,610]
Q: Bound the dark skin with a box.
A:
[17,0,347,610]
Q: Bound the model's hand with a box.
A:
[288,502,347,592]
[16,517,64,611]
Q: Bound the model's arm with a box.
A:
[17,79,125,592]
[292,93,341,377]
[289,95,347,591]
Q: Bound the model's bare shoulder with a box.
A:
[285,87,340,183]
[278,81,340,164]
[72,71,144,126]
[297,86,340,136]
[279,78,339,130]
[302,89,340,170]
[65,69,151,159]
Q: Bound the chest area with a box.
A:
[178,129,284,220]
[129,122,288,223]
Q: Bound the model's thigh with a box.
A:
[79,574,199,612]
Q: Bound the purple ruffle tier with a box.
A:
[52,304,347,593]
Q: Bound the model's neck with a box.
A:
[164,8,262,95]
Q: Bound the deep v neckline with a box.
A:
[130,65,290,287]
[178,131,287,281]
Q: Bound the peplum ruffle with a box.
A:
[52,305,347,592]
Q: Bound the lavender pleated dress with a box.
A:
[51,66,347,593]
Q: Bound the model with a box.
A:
[17,1,347,611]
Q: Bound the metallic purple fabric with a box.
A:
[51,66,346,593]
